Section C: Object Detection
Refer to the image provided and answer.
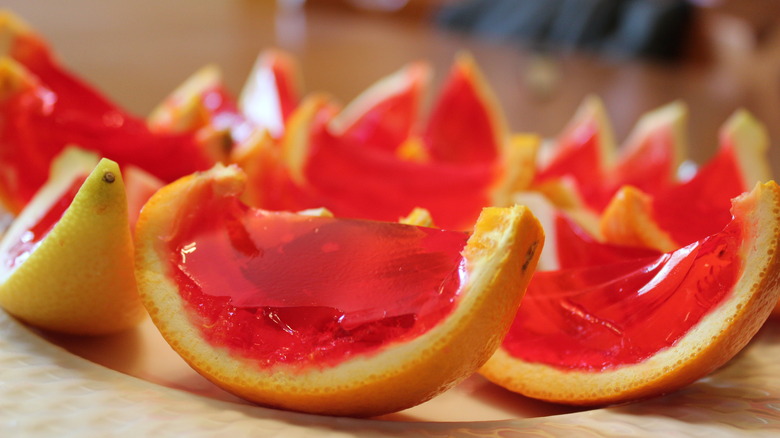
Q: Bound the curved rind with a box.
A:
[721,109,771,189]
[328,61,430,138]
[599,185,678,252]
[147,64,223,132]
[0,153,144,335]
[617,100,688,176]
[134,164,544,417]
[480,181,780,405]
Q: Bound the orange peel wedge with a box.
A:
[134,164,544,417]
[481,181,780,405]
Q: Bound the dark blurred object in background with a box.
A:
[435,0,694,61]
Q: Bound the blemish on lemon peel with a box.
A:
[0,156,143,335]
[103,172,116,183]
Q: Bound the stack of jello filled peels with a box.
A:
[1,9,780,418]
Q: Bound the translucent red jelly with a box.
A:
[423,66,498,164]
[241,53,300,139]
[3,175,85,269]
[611,127,677,202]
[504,220,741,370]
[535,119,603,204]
[536,122,679,212]
[305,130,495,230]
[338,72,420,155]
[652,145,744,247]
[2,32,235,208]
[169,195,470,368]
[554,215,661,270]
[259,105,496,231]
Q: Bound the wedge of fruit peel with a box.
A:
[599,185,678,253]
[481,181,780,406]
[146,63,242,155]
[248,93,500,230]
[623,109,771,249]
[265,59,519,229]
[329,61,430,155]
[0,11,44,63]
[134,164,544,417]
[609,100,689,197]
[228,127,280,208]
[720,109,771,188]
[536,95,616,182]
[147,65,242,135]
[238,49,302,139]
[0,150,144,335]
[490,134,540,207]
[510,189,654,271]
[591,108,769,253]
[278,93,338,186]
[535,98,689,212]
[422,52,509,164]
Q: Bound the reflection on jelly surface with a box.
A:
[170,199,469,368]
[3,176,85,269]
[505,222,741,370]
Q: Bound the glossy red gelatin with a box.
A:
[3,175,86,269]
[337,69,421,155]
[652,145,744,247]
[536,121,679,212]
[423,65,499,164]
[504,221,741,370]
[240,51,300,139]
[306,129,496,230]
[261,104,497,231]
[554,215,661,270]
[610,126,678,203]
[168,196,470,368]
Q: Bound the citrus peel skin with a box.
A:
[480,181,780,406]
[134,164,544,417]
[0,152,144,335]
[599,185,678,253]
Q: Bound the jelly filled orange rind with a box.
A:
[480,181,780,405]
[134,164,544,417]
